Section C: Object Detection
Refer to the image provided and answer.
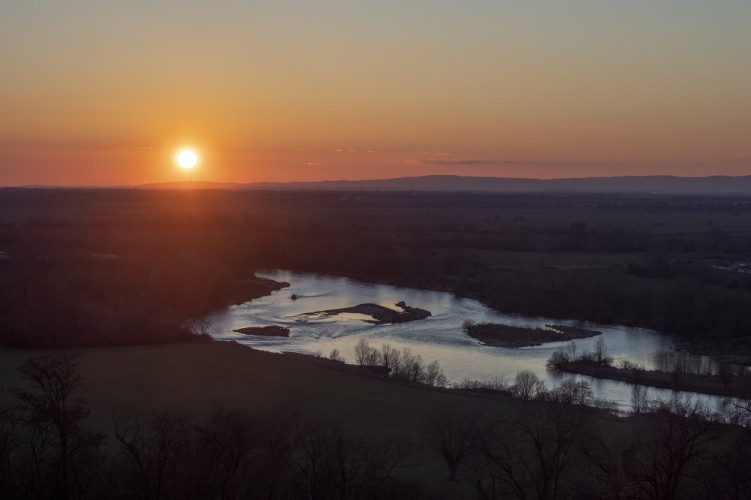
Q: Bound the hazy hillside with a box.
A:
[138,175,751,194]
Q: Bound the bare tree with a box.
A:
[471,406,594,500]
[424,406,481,481]
[624,399,716,500]
[328,349,345,363]
[187,316,214,337]
[511,370,546,400]
[354,339,381,366]
[593,337,611,365]
[380,344,401,374]
[423,361,448,388]
[14,354,103,500]
[190,408,260,500]
[114,410,191,500]
[631,385,649,414]
[549,379,594,406]
[394,348,425,383]
[0,401,19,495]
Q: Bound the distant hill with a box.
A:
[138,175,751,194]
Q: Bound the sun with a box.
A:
[176,149,199,169]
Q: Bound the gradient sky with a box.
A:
[1,0,750,185]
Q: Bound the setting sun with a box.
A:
[176,149,199,170]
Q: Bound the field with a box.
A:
[0,339,634,497]
[1,341,501,437]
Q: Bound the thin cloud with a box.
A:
[498,160,581,166]
[414,159,497,166]
[409,158,585,167]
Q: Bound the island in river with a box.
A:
[302,301,431,324]
[233,325,290,337]
[467,322,601,347]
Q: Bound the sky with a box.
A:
[1,0,750,186]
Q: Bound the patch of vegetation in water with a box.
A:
[466,322,601,347]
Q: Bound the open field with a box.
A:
[0,340,635,496]
[1,341,523,439]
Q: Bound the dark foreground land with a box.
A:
[1,341,750,499]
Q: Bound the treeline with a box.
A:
[425,398,751,500]
[0,252,228,347]
[0,238,284,348]
[2,354,751,499]
[280,235,751,348]
[353,340,448,387]
[547,340,751,401]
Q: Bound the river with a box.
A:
[209,270,742,412]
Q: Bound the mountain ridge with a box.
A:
[135,174,751,194]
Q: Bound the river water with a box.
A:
[209,270,741,412]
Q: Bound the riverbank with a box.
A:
[230,275,289,305]
[554,359,751,400]
[466,322,601,347]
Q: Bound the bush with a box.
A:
[548,379,594,406]
[546,348,572,371]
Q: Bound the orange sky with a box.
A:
[1,1,750,185]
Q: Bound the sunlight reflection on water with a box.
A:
[209,270,733,411]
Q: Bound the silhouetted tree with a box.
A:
[471,406,594,500]
[0,400,19,495]
[424,406,481,481]
[14,354,103,500]
[114,410,190,500]
[510,370,546,400]
[354,339,381,366]
[624,399,716,500]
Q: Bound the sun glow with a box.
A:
[176,149,199,169]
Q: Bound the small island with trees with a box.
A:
[465,322,601,347]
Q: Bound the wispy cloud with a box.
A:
[334,148,377,154]
[412,159,497,166]
[410,158,583,167]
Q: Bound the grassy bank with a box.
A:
[1,341,605,441]
[554,359,751,400]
